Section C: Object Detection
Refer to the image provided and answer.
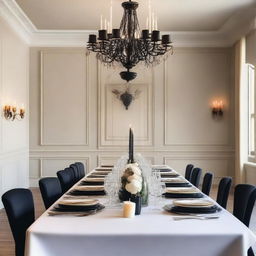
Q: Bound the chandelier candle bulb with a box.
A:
[110,0,113,31]
[152,12,155,31]
[155,17,158,30]
[104,19,107,30]
[146,17,149,29]
[123,201,135,218]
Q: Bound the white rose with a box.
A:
[125,180,142,194]
[127,174,142,183]
[132,166,142,176]
[125,163,142,176]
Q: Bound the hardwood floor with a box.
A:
[0,186,241,256]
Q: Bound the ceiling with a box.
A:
[15,0,256,31]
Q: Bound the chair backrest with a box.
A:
[190,167,202,187]
[39,177,62,209]
[185,164,194,181]
[57,168,74,193]
[233,184,256,227]
[202,172,214,196]
[70,164,80,183]
[75,162,85,179]
[216,177,232,209]
[2,188,35,256]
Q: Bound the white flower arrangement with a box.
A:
[121,163,143,195]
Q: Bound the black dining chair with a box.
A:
[57,168,74,193]
[2,188,35,256]
[233,184,256,227]
[202,172,214,196]
[190,167,202,187]
[39,177,62,209]
[185,164,194,181]
[216,177,232,209]
[233,184,256,256]
[70,164,80,183]
[75,162,85,179]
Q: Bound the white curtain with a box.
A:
[235,37,248,184]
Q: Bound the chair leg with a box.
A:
[248,247,255,256]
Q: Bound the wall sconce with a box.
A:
[211,100,223,118]
[112,87,141,110]
[3,104,25,121]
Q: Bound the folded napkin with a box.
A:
[87,174,106,178]
[173,199,214,208]
[58,199,99,206]
[83,177,105,182]
[162,177,186,183]
[75,185,104,192]
[91,171,109,176]
[166,187,199,194]
[152,165,169,169]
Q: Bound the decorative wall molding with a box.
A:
[98,63,154,148]
[34,156,90,178]
[40,49,89,146]
[98,155,155,166]
[163,48,233,147]
[1,0,256,47]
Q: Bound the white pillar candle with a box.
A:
[123,201,135,218]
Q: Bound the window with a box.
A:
[248,64,255,158]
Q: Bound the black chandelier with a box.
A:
[87,0,173,82]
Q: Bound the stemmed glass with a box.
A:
[104,173,120,208]
[149,170,163,210]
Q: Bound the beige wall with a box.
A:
[0,16,29,206]
[29,47,235,186]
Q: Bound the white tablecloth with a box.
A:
[26,169,256,256]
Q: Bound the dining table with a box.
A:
[25,165,256,256]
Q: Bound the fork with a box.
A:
[173,216,219,221]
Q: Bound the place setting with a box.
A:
[79,177,105,186]
[162,177,192,187]
[164,187,204,198]
[48,198,105,216]
[160,171,180,178]
[163,198,222,220]
[68,185,106,196]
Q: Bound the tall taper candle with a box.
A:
[128,127,132,163]
[131,128,134,163]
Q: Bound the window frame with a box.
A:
[248,63,256,162]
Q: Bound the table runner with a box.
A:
[25,167,256,256]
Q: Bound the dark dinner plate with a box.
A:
[164,205,221,214]
[57,203,100,211]
[68,190,106,196]
[164,192,204,198]
[53,204,105,212]
[79,181,104,186]
[165,183,192,187]
[161,174,180,178]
